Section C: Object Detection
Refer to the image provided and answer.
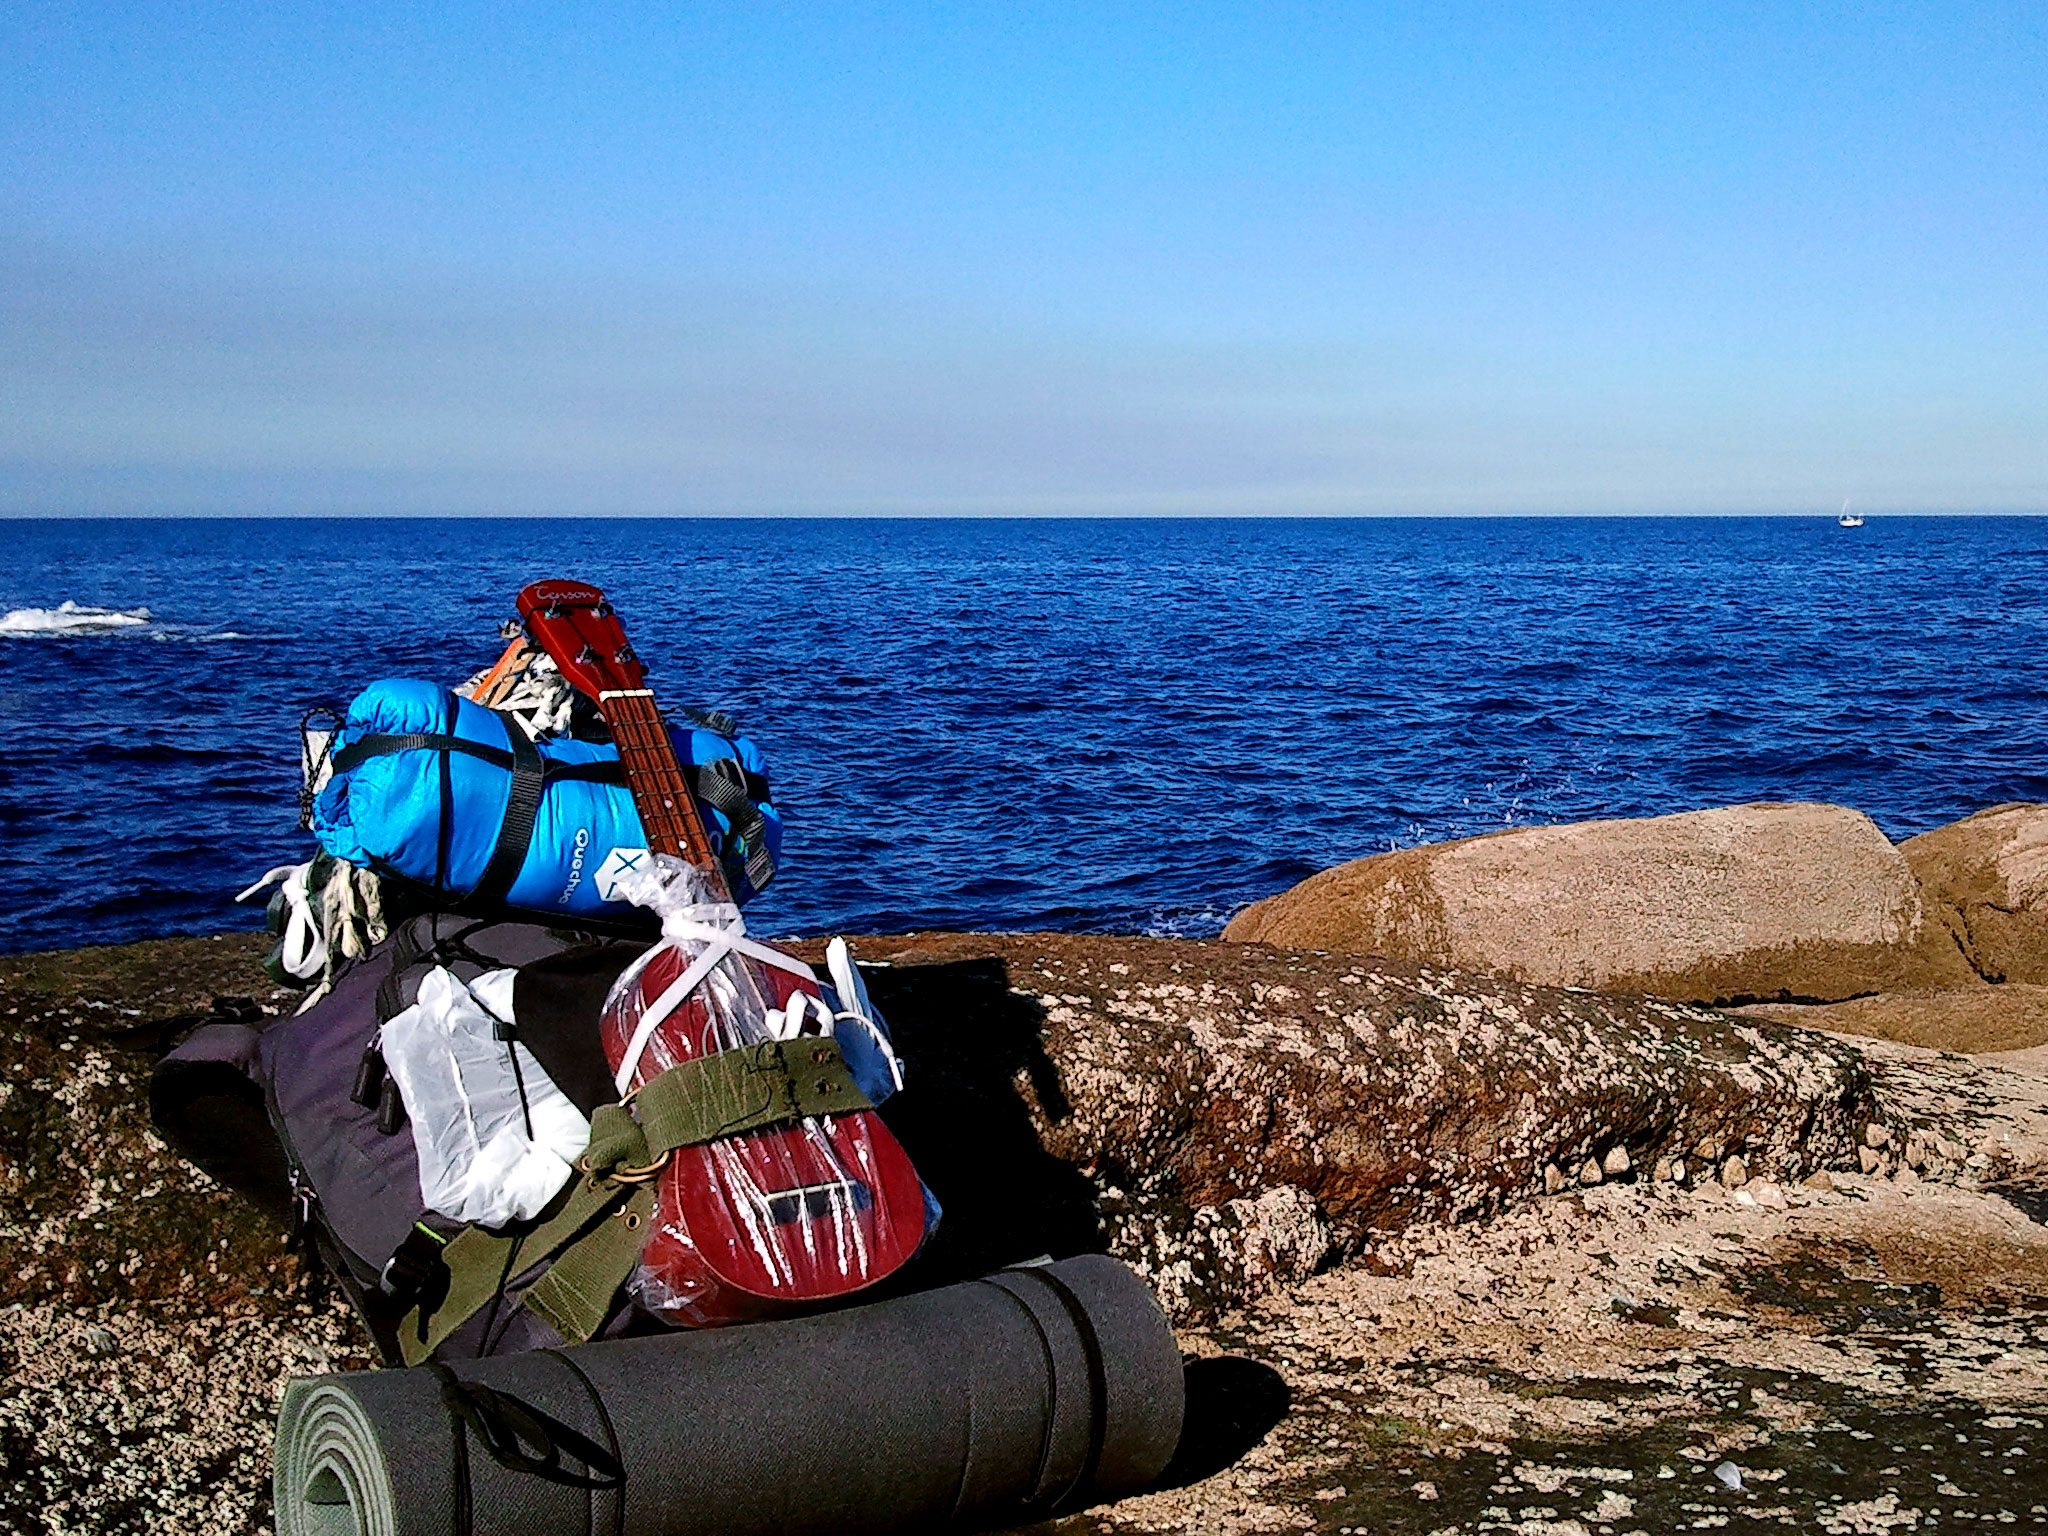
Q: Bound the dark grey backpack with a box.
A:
[152,913,640,1364]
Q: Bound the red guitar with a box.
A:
[517,578,928,1326]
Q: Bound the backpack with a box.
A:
[309,678,780,926]
[154,914,649,1362]
[152,912,913,1365]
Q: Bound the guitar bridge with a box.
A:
[760,1178,870,1226]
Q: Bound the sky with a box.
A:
[3,2,2044,516]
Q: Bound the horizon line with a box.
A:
[7,508,2048,522]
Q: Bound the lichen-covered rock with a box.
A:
[1222,802,1977,1005]
[1901,802,2048,984]
[0,933,298,1316]
[855,932,1878,1316]
[2,928,1884,1330]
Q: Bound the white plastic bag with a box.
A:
[379,966,592,1228]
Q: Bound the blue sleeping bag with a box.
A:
[312,679,780,919]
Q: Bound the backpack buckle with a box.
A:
[379,1222,452,1303]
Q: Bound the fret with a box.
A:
[599,688,732,898]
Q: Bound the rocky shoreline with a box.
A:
[5,914,2048,1534]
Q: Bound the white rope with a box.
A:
[826,937,905,1093]
[611,901,818,1096]
[235,863,327,981]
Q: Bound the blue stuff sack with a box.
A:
[311,678,780,920]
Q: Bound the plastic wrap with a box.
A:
[601,856,931,1326]
[380,967,592,1227]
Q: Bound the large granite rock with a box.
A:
[1740,983,2048,1056]
[1902,802,2048,984]
[1223,801,1978,1005]
[853,932,1877,1317]
[3,929,1879,1329]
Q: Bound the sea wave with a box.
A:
[0,601,153,636]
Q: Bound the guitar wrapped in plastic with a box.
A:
[518,579,931,1326]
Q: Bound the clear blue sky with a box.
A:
[4,2,2043,514]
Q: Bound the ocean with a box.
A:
[2,516,2044,956]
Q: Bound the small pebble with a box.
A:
[1602,1146,1631,1177]
[1579,1159,1604,1187]
[1750,1180,1788,1210]
[1721,1155,1748,1189]
[1713,1462,1745,1490]
[1859,1146,1882,1174]
[1864,1122,1892,1150]
[1544,1163,1565,1194]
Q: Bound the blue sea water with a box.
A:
[2,516,2045,957]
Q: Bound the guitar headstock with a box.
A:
[515,579,646,699]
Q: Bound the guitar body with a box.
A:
[603,941,929,1325]
[517,578,930,1327]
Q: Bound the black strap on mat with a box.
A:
[425,1362,625,1492]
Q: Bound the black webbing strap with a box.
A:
[691,754,777,892]
[330,731,630,786]
[331,731,513,775]
[679,703,740,737]
[471,724,544,908]
[424,1362,625,1492]
[375,916,497,1025]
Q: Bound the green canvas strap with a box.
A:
[396,1037,871,1363]
[520,1183,657,1344]
[635,1036,871,1154]
[399,1103,656,1365]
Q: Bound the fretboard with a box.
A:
[599,688,733,900]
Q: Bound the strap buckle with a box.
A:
[379,1221,453,1302]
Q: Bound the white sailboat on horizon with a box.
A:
[1837,499,1865,528]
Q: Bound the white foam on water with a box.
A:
[0,600,153,636]
[1141,903,1240,940]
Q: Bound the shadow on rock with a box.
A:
[1986,1172,2048,1226]
[868,957,1108,1284]
[1154,1355,1292,1489]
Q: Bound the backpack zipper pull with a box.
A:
[351,1032,387,1110]
[376,1074,407,1136]
[286,1167,316,1251]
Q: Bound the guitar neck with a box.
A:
[599,688,734,901]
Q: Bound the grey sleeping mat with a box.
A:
[274,1255,1184,1536]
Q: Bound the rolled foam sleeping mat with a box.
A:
[274,1255,1183,1536]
